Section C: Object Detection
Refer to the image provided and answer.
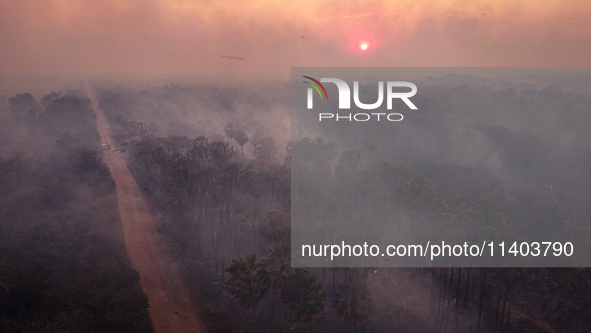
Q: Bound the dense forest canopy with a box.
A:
[291,73,591,267]
[0,88,153,332]
[1,73,590,332]
[92,73,591,332]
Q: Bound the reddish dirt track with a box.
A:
[85,81,204,333]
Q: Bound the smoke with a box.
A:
[95,76,292,157]
[1,0,590,76]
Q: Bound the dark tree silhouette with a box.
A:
[334,281,372,333]
[8,93,40,122]
[251,136,277,166]
[234,130,249,157]
[224,254,269,331]
[284,269,327,332]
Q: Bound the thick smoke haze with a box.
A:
[2,1,591,332]
[94,77,292,156]
[1,0,591,77]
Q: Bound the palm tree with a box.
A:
[264,241,292,299]
[234,130,249,158]
[263,241,292,329]
[258,210,288,244]
[334,281,372,333]
[224,122,237,148]
[224,254,270,332]
[284,269,327,332]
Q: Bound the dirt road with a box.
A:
[85,81,204,333]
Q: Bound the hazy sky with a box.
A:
[1,0,590,77]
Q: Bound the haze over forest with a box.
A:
[1,0,591,332]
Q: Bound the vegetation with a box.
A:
[99,78,591,333]
[2,75,590,332]
[0,90,153,332]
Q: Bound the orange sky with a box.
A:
[1,0,590,77]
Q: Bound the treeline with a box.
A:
[0,92,153,332]
[124,130,377,332]
[292,137,512,256]
[105,79,591,333]
[125,130,591,333]
[125,127,290,266]
[293,137,591,332]
[423,266,591,333]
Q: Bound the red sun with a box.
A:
[360,43,369,51]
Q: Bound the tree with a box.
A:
[251,136,277,166]
[133,136,157,173]
[334,281,372,333]
[224,254,270,331]
[167,154,197,250]
[399,174,437,209]
[151,144,168,186]
[284,269,327,332]
[189,136,210,162]
[262,241,292,330]
[148,122,159,137]
[8,93,40,122]
[115,115,129,131]
[224,122,237,146]
[541,268,591,333]
[128,121,147,137]
[258,210,288,244]
[163,136,191,155]
[234,130,249,157]
[264,242,292,300]
[209,141,234,164]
